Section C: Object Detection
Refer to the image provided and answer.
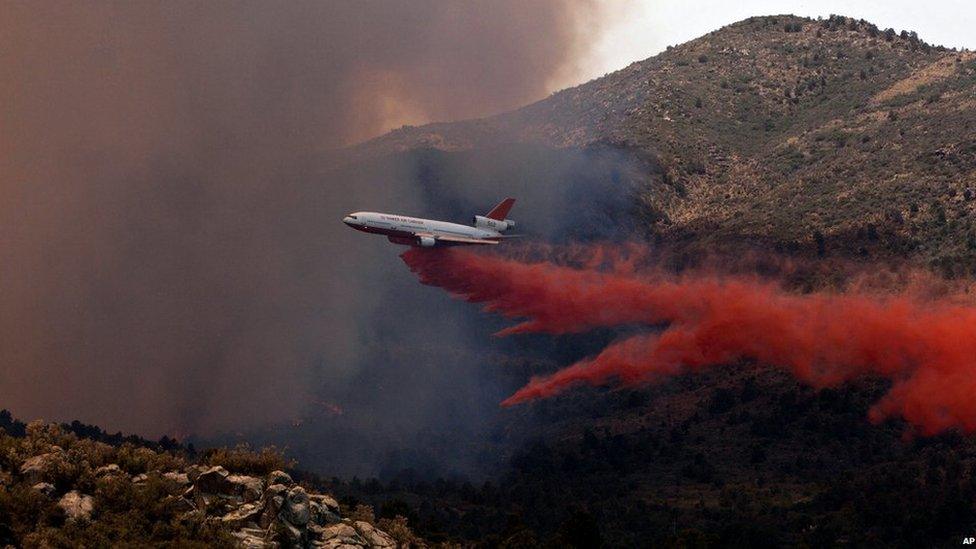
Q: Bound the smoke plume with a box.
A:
[402,246,976,436]
[0,1,618,437]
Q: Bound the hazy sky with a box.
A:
[573,0,975,90]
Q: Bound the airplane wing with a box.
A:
[416,232,498,245]
[433,234,499,245]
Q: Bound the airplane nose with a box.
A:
[342,216,355,226]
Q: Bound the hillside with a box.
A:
[352,14,976,271]
[0,415,414,548]
[5,13,975,548]
[316,14,976,547]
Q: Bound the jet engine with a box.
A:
[472,215,515,231]
[387,236,415,246]
[417,235,436,247]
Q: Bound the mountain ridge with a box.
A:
[308,15,976,547]
[349,14,976,271]
[6,14,976,548]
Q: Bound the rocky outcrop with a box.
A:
[13,454,396,547]
[175,466,394,548]
[94,463,125,478]
[268,470,293,486]
[310,521,396,549]
[2,420,403,548]
[163,470,190,486]
[195,465,235,494]
[230,474,264,503]
[0,420,413,547]
[351,521,396,548]
[31,482,55,496]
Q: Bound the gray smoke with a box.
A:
[227,144,654,477]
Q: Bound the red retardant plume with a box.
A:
[401,246,976,436]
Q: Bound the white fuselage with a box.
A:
[342,211,502,246]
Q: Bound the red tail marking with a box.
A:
[485,198,515,220]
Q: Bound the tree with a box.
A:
[557,510,602,548]
[813,230,826,257]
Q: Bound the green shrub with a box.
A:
[202,444,293,476]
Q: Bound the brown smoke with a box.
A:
[0,1,614,435]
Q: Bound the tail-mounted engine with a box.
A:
[473,215,515,231]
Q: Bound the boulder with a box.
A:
[165,494,196,513]
[161,471,190,495]
[31,482,56,496]
[228,474,264,502]
[184,485,240,514]
[259,484,289,529]
[312,523,368,548]
[233,527,277,549]
[184,485,211,512]
[309,499,341,526]
[266,483,289,498]
[162,471,190,486]
[282,486,311,526]
[185,464,207,483]
[131,473,149,484]
[352,521,396,548]
[309,493,340,513]
[221,502,263,529]
[94,464,124,477]
[267,470,293,486]
[194,466,233,494]
[19,450,66,484]
[58,490,94,521]
[278,518,306,547]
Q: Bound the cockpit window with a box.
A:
[348,215,358,219]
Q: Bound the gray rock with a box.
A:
[160,472,190,496]
[94,464,123,477]
[278,518,306,547]
[309,493,340,513]
[233,527,277,549]
[352,521,396,548]
[162,471,189,486]
[228,474,264,503]
[185,464,207,482]
[282,486,311,526]
[183,485,213,512]
[31,482,55,496]
[221,502,263,529]
[266,483,289,498]
[312,523,368,548]
[166,494,196,513]
[57,490,94,521]
[309,500,341,526]
[131,473,149,484]
[195,466,234,494]
[19,450,66,484]
[267,470,293,486]
[259,485,288,529]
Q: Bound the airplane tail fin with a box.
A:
[486,197,516,220]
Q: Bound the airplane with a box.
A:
[343,198,517,247]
